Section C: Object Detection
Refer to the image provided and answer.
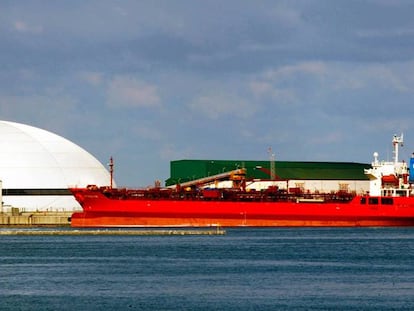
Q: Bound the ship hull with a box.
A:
[71,212,414,228]
[70,189,414,227]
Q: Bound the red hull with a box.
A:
[70,188,414,228]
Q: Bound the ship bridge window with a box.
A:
[381,198,393,205]
[368,198,379,205]
[360,197,366,204]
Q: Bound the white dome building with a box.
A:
[0,121,112,212]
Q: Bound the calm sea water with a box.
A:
[0,228,413,310]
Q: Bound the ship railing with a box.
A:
[97,184,356,203]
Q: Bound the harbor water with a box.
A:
[1,228,413,310]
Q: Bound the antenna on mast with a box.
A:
[268,147,276,180]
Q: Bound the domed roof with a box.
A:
[0,121,112,211]
[0,121,111,189]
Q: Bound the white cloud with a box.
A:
[264,62,328,81]
[159,143,195,161]
[132,124,162,141]
[330,63,413,93]
[13,20,43,34]
[189,93,255,120]
[249,81,273,96]
[357,28,414,39]
[251,61,414,106]
[308,132,344,145]
[79,72,103,86]
[265,5,302,28]
[106,76,161,108]
[0,93,78,133]
[249,81,297,103]
[248,62,327,104]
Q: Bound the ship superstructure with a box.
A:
[364,134,411,197]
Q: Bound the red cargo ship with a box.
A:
[70,135,414,227]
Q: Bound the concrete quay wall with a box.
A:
[0,228,226,236]
[0,211,72,226]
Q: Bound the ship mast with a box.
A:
[268,147,276,180]
[392,134,403,164]
[109,156,114,189]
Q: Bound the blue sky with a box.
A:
[1,0,414,186]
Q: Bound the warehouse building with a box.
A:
[166,160,371,195]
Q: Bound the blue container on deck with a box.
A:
[410,157,414,183]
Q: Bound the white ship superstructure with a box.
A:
[365,134,411,197]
